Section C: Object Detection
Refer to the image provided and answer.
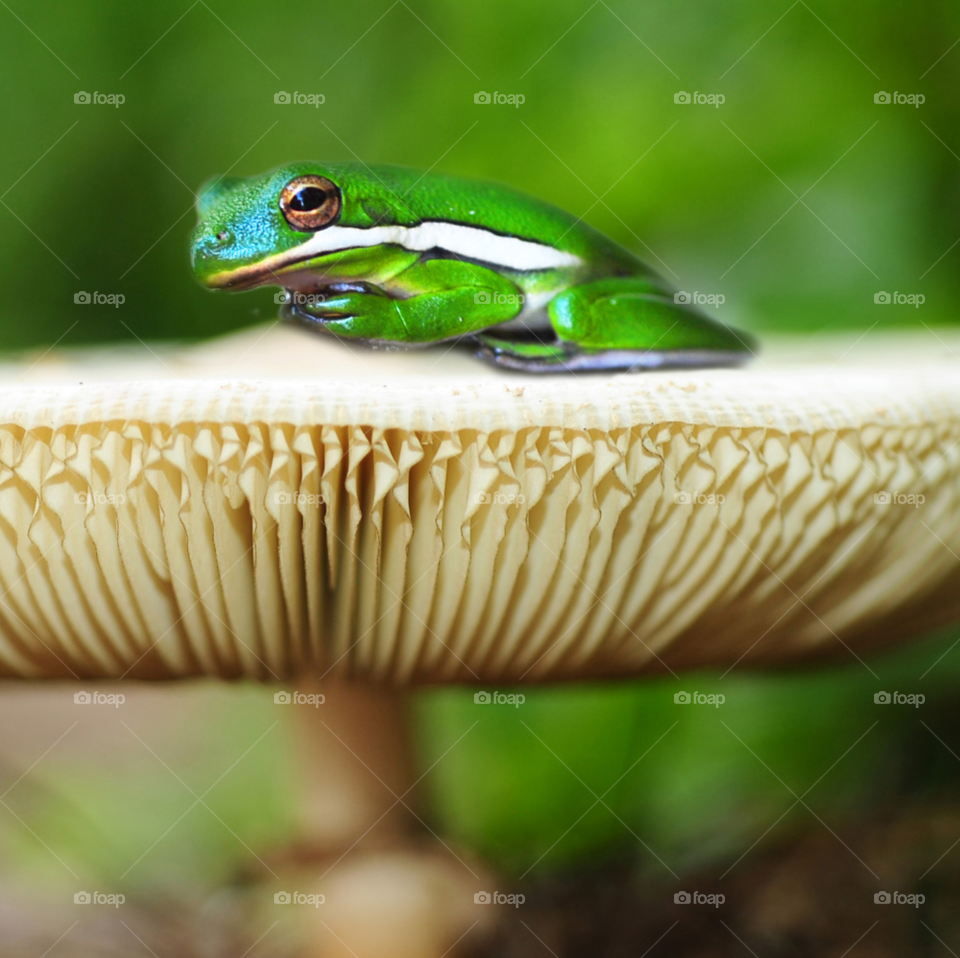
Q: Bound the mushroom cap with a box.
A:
[0,325,958,683]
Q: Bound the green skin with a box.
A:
[190,162,754,372]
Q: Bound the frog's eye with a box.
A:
[279,175,341,231]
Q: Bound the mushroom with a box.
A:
[1,323,959,955]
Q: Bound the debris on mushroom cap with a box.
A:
[0,325,957,682]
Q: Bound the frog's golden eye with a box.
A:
[279,175,341,231]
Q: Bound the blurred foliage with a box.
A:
[3,632,959,892]
[0,0,958,350]
[415,629,960,876]
[0,684,297,896]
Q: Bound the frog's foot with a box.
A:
[474,330,753,373]
[281,260,524,346]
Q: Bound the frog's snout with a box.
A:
[191,230,234,286]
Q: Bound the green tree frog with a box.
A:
[191,162,754,372]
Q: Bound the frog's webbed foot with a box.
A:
[473,332,753,373]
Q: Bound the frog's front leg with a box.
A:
[287,259,523,346]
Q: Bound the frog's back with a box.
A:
[330,162,645,277]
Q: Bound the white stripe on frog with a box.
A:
[293,221,582,272]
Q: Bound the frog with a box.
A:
[190,162,755,372]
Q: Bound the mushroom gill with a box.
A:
[0,325,957,683]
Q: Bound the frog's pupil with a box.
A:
[292,187,328,211]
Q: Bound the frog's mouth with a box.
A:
[205,256,304,291]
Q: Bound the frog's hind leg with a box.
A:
[498,276,757,372]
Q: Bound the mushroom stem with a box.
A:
[274,681,494,958]
[288,679,415,859]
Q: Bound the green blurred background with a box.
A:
[0,0,958,350]
[1,0,959,906]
